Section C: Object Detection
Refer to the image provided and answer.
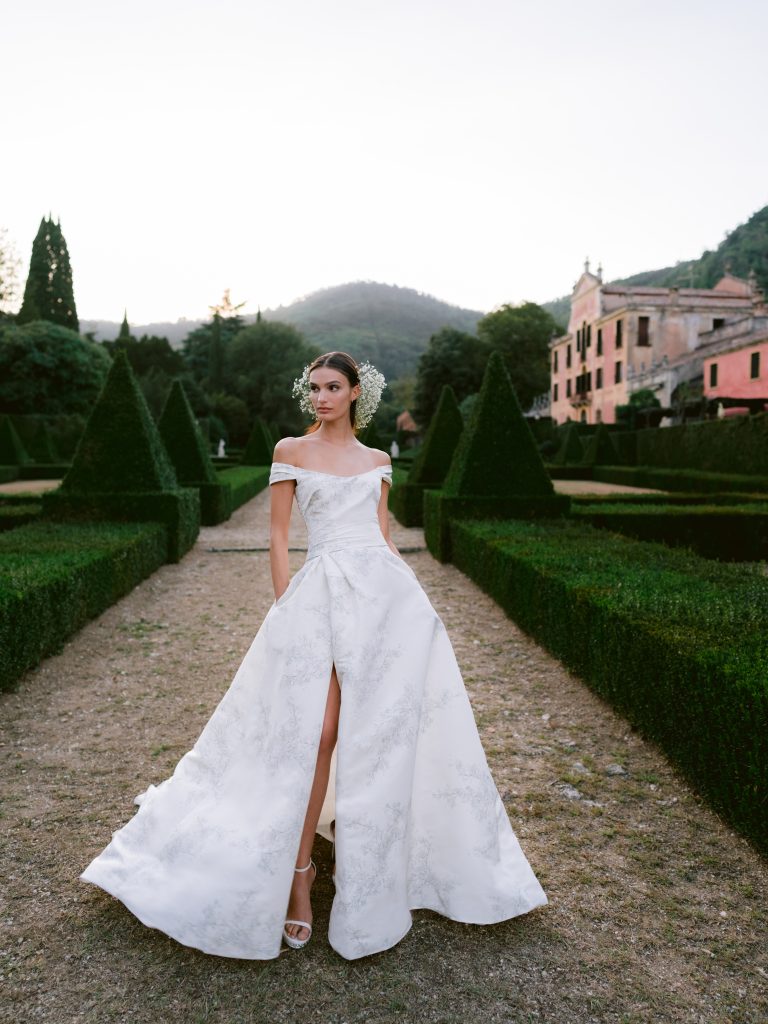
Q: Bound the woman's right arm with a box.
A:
[269,439,297,602]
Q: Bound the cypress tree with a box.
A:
[118,310,131,341]
[17,216,79,331]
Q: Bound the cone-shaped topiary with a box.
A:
[157,379,232,525]
[442,350,555,497]
[41,351,198,562]
[552,422,585,465]
[408,385,464,486]
[158,380,218,485]
[61,349,178,493]
[241,417,275,465]
[269,421,281,445]
[0,415,31,465]
[581,423,621,466]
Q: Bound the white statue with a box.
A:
[217,438,226,457]
[390,439,400,459]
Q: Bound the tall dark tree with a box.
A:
[17,216,79,331]
[477,301,559,411]
[118,310,132,341]
[412,327,489,429]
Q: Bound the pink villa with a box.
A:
[548,262,767,425]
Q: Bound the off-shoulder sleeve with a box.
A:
[381,464,393,485]
[269,461,299,485]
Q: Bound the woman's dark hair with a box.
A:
[303,351,361,435]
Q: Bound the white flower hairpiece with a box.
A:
[291,359,386,430]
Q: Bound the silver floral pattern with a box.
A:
[79,461,547,961]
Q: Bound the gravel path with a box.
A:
[1,487,766,1024]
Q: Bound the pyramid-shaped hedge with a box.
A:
[581,423,621,466]
[0,415,31,466]
[241,417,275,465]
[390,385,464,527]
[158,380,232,525]
[424,350,570,561]
[552,422,585,465]
[42,349,198,562]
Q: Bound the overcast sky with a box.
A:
[4,0,767,324]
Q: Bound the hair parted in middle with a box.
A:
[302,351,361,436]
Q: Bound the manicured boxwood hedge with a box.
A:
[0,499,41,532]
[572,502,768,561]
[0,520,168,691]
[449,516,768,854]
[593,465,768,494]
[216,465,270,508]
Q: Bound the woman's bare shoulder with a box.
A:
[273,436,301,464]
[358,442,391,468]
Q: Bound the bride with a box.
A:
[79,350,548,960]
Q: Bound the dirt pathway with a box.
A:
[1,487,766,1023]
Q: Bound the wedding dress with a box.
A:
[79,460,547,960]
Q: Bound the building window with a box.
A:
[751,351,760,379]
[553,350,558,372]
[597,328,603,355]
[615,361,622,384]
[710,363,718,387]
[713,318,725,331]
[566,344,572,368]
[616,319,623,348]
[586,370,592,391]
[553,383,558,401]
[587,324,592,348]
[596,367,603,389]
[638,316,650,346]
[566,379,571,397]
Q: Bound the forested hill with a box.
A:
[542,204,768,330]
[261,282,483,382]
[81,281,484,381]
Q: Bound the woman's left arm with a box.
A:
[377,456,405,559]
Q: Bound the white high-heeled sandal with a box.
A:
[283,858,317,949]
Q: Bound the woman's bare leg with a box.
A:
[284,662,340,941]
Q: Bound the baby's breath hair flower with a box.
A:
[292,359,386,430]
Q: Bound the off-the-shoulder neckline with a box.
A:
[270,460,391,480]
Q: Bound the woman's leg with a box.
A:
[284,662,340,941]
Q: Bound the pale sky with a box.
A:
[4,0,768,324]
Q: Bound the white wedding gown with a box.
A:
[79,460,547,960]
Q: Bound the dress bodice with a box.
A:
[268,461,393,559]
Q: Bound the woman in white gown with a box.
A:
[79,351,548,960]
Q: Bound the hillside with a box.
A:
[542,204,768,331]
[82,281,485,383]
[261,281,483,382]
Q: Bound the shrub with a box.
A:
[450,517,768,854]
[390,385,464,527]
[241,418,275,465]
[0,520,168,691]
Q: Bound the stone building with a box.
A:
[548,261,762,424]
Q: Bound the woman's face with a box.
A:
[309,367,361,423]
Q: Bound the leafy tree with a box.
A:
[183,290,247,387]
[210,392,251,446]
[117,310,132,341]
[412,327,489,429]
[225,319,319,433]
[476,301,559,411]
[17,216,79,331]
[0,320,110,414]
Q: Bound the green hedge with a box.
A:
[593,465,768,494]
[0,500,42,531]
[0,520,168,691]
[217,465,270,508]
[631,411,768,475]
[41,488,199,564]
[449,517,768,854]
[572,502,768,561]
